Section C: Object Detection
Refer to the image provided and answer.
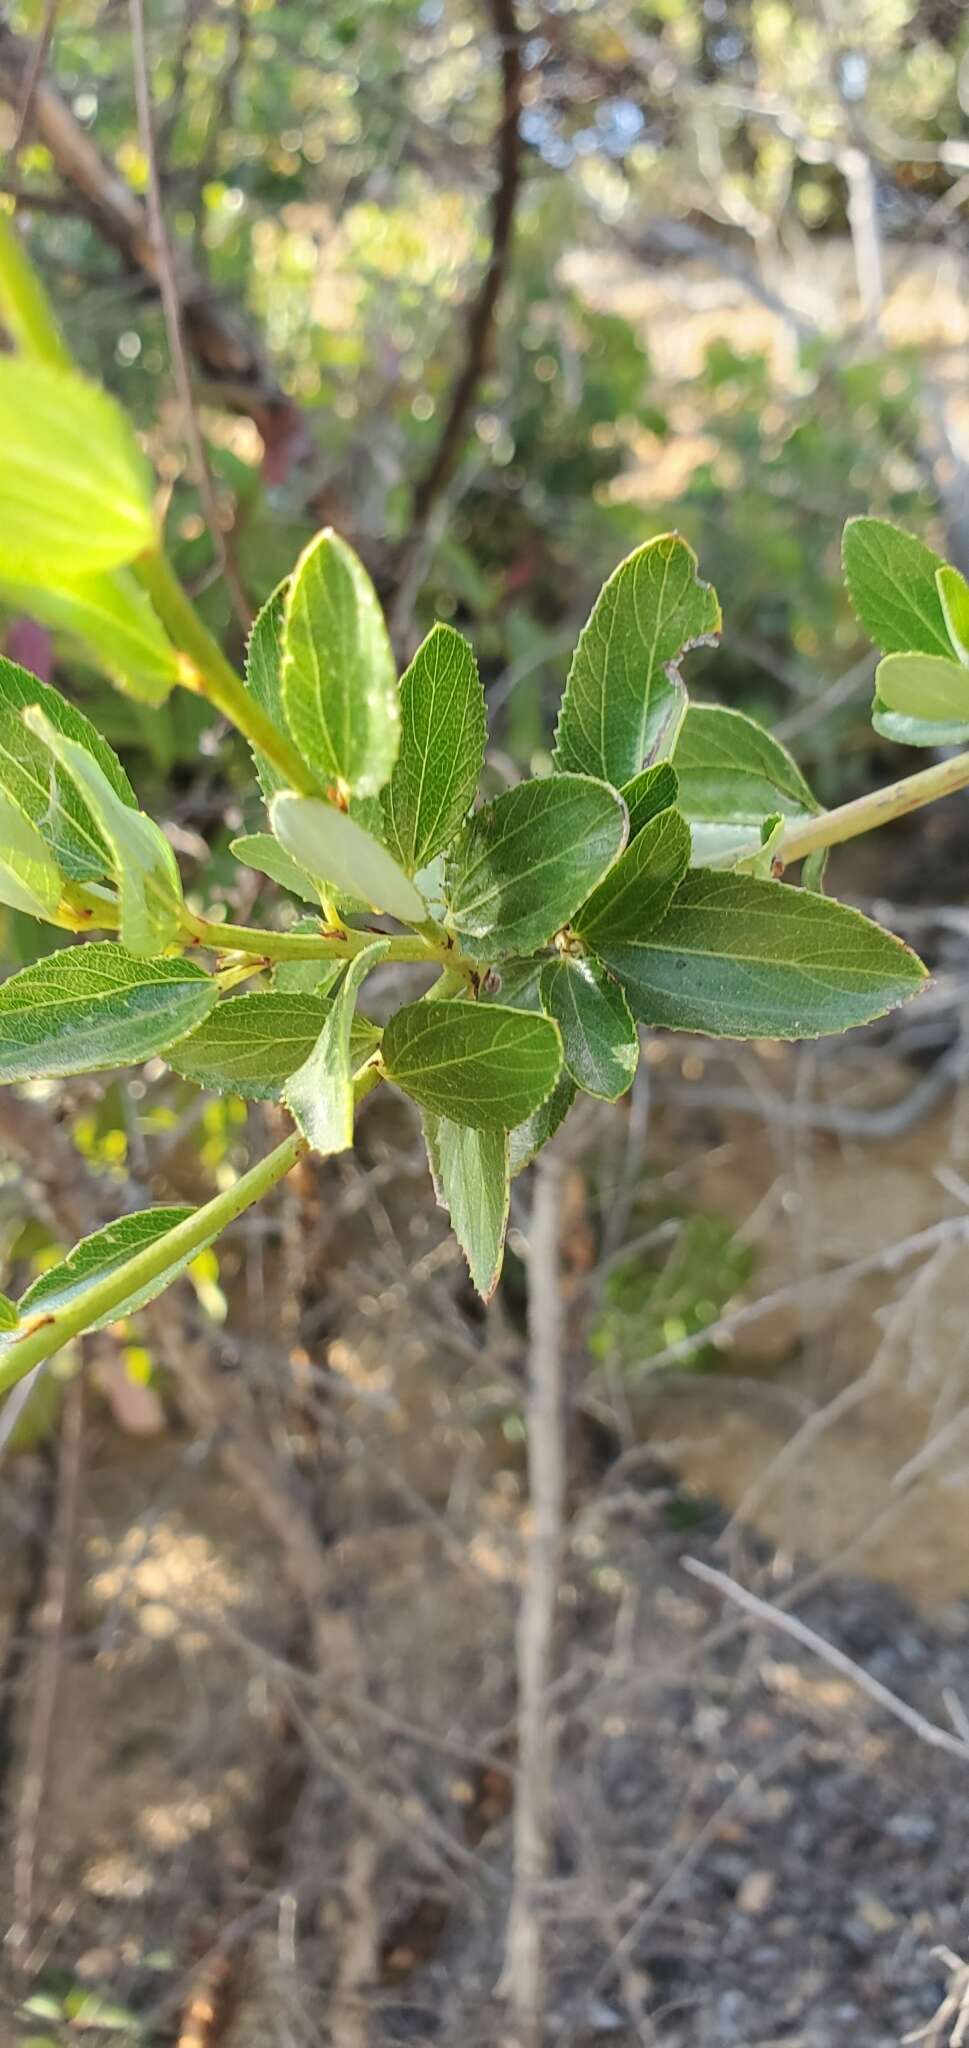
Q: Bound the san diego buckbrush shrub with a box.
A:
[1,227,969,1378]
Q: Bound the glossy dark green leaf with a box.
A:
[672,704,820,864]
[284,941,388,1154]
[553,534,720,783]
[15,1206,216,1334]
[0,358,155,577]
[25,707,182,955]
[423,1115,509,1299]
[170,989,379,1099]
[573,807,690,946]
[447,773,627,959]
[0,656,136,881]
[620,761,679,839]
[874,652,969,724]
[0,944,217,1081]
[282,528,399,797]
[597,870,927,1040]
[382,999,562,1130]
[540,955,638,1100]
[382,623,486,873]
[508,1070,576,1178]
[842,518,952,658]
[270,793,426,923]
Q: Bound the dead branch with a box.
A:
[390,0,522,638]
[683,1556,969,1765]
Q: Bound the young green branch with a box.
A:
[779,746,969,866]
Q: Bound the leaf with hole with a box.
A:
[270,793,426,923]
[382,999,562,1130]
[0,944,217,1081]
[382,623,486,873]
[0,656,137,881]
[596,870,926,1040]
[0,358,155,577]
[282,528,399,797]
[842,518,952,659]
[671,704,820,864]
[553,534,720,783]
[423,1115,509,1299]
[540,955,638,1100]
[285,942,389,1155]
[25,707,183,955]
[447,773,627,959]
[573,806,690,946]
[170,990,379,1099]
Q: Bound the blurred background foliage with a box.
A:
[1,0,968,1370]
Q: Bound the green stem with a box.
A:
[183,909,463,968]
[0,1129,306,1395]
[780,748,969,866]
[134,547,316,795]
[0,208,72,369]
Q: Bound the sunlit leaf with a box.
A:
[284,940,388,1154]
[270,792,426,922]
[282,528,399,797]
[382,623,486,873]
[447,773,627,958]
[843,518,951,658]
[0,358,155,576]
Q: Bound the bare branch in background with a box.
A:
[498,1146,566,2046]
[390,0,522,640]
[0,10,303,459]
[129,0,251,628]
[6,0,59,178]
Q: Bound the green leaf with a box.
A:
[243,581,293,801]
[553,534,720,783]
[0,944,217,1081]
[540,955,638,1101]
[169,989,379,1099]
[284,941,388,1154]
[447,773,627,959]
[270,793,426,923]
[423,1115,510,1299]
[872,703,969,749]
[620,761,679,838]
[596,870,927,1041]
[842,518,952,658]
[282,528,399,797]
[874,651,969,724]
[937,565,969,664]
[230,833,320,904]
[736,813,784,878]
[25,706,183,956]
[14,1206,217,1335]
[0,656,137,881]
[382,623,486,873]
[671,704,820,864]
[0,1292,17,1331]
[0,786,62,920]
[508,1070,576,1178]
[0,568,178,705]
[382,999,562,1130]
[0,358,155,576]
[573,806,691,946]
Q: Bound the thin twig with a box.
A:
[7,0,60,178]
[683,1556,969,1765]
[390,0,522,640]
[128,0,251,628]
[497,1147,566,2045]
